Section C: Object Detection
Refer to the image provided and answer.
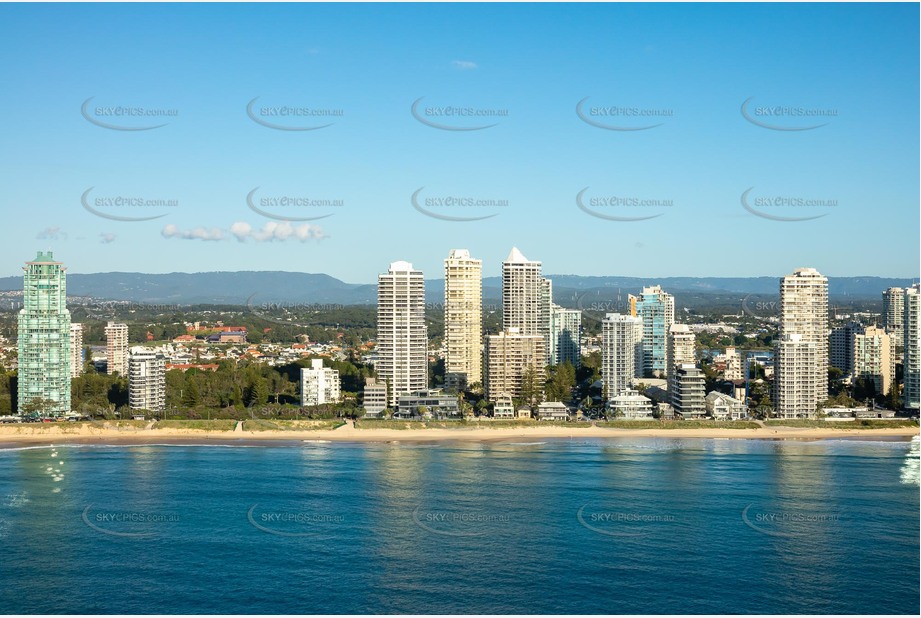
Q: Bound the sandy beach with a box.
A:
[0,420,917,447]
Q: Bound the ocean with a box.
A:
[0,436,918,614]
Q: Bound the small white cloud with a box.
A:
[99,233,116,244]
[161,224,225,241]
[452,60,477,70]
[163,222,326,243]
[232,220,327,243]
[37,226,67,240]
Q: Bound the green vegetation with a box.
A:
[242,419,344,431]
[598,420,760,429]
[155,419,238,431]
[764,419,919,429]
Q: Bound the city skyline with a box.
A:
[0,2,918,282]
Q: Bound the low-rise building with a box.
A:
[493,394,515,419]
[300,359,341,407]
[705,391,748,420]
[362,378,388,418]
[536,401,570,421]
[396,390,460,419]
[608,390,655,420]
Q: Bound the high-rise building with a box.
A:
[882,287,904,359]
[105,321,129,376]
[775,333,819,419]
[484,328,545,404]
[601,313,643,399]
[852,326,892,396]
[502,247,542,335]
[829,321,862,374]
[718,346,743,381]
[904,285,920,411]
[128,347,166,412]
[550,305,582,367]
[539,277,553,363]
[443,249,482,390]
[377,261,427,407]
[636,285,675,378]
[69,322,84,378]
[775,267,828,417]
[17,251,71,416]
[300,359,341,406]
[666,324,696,405]
[672,363,706,418]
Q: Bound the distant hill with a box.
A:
[0,271,915,306]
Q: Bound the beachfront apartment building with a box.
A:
[601,313,643,400]
[377,261,427,408]
[300,358,341,407]
[775,268,828,417]
[550,304,582,367]
[852,326,892,396]
[17,251,71,416]
[69,322,84,378]
[635,285,675,378]
[128,347,166,412]
[904,285,920,411]
[484,328,545,404]
[105,321,129,376]
[443,249,482,391]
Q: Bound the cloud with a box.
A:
[230,221,327,242]
[161,224,225,241]
[99,233,117,244]
[36,226,67,240]
[452,60,477,70]
[162,222,326,243]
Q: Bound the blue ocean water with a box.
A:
[0,437,917,614]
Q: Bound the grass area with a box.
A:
[155,420,238,431]
[242,420,345,432]
[598,420,760,430]
[764,419,919,429]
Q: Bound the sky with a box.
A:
[0,2,918,283]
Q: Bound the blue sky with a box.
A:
[1,2,918,282]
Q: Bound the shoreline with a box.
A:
[0,423,917,448]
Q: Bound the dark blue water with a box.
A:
[0,437,918,614]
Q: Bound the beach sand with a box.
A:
[0,421,917,447]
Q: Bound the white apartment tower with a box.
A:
[666,324,696,403]
[775,267,828,417]
[69,322,84,379]
[550,305,582,367]
[852,326,892,396]
[882,287,904,357]
[105,321,129,376]
[601,313,643,400]
[300,359,341,406]
[502,247,543,335]
[377,261,427,408]
[904,285,920,411]
[128,347,166,412]
[443,249,482,390]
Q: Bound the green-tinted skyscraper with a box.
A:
[17,251,71,416]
